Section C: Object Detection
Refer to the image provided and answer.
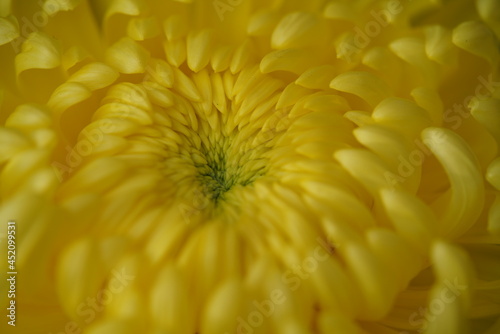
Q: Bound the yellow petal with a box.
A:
[422,128,484,238]
[411,86,444,126]
[488,195,500,236]
[47,82,92,117]
[42,0,81,15]
[105,37,150,74]
[230,38,254,74]
[425,25,458,66]
[271,12,326,49]
[103,82,152,111]
[67,62,119,91]
[362,47,403,86]
[276,83,312,109]
[330,71,391,107]
[145,58,174,88]
[295,65,337,90]
[149,264,194,334]
[6,104,51,130]
[0,127,31,163]
[142,81,174,108]
[15,32,61,76]
[335,148,398,196]
[200,279,246,334]
[477,0,500,37]
[452,20,499,65]
[381,188,437,255]
[470,97,500,145]
[211,44,234,73]
[187,29,213,72]
[85,320,140,334]
[172,67,202,101]
[0,14,19,45]
[431,240,475,312]
[318,313,362,334]
[366,228,423,288]
[0,148,50,196]
[372,97,432,139]
[163,14,188,41]
[389,37,438,86]
[261,48,319,75]
[163,37,187,67]
[486,157,500,191]
[247,10,280,36]
[345,242,398,320]
[56,238,105,320]
[57,157,128,199]
[127,16,160,40]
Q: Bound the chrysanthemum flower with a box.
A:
[1,0,500,333]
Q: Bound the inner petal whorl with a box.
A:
[102,63,290,218]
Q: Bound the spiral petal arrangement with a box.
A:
[0,0,499,333]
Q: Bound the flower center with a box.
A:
[195,137,264,204]
[116,63,289,217]
[196,140,235,203]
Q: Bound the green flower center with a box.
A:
[195,134,270,204]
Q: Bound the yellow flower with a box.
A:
[1,0,500,333]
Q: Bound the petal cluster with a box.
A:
[0,1,499,334]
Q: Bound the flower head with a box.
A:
[1,0,500,333]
